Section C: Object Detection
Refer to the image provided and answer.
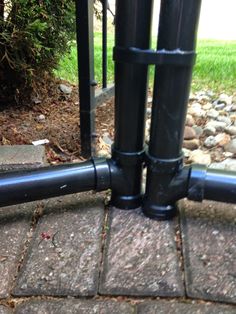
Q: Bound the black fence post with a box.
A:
[76,0,96,158]
[102,0,108,89]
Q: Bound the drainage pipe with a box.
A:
[143,0,202,219]
[111,0,153,209]
[0,159,111,207]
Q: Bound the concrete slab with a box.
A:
[15,299,134,314]
[95,84,114,107]
[0,306,12,314]
[99,208,184,296]
[0,145,45,171]
[180,200,236,304]
[137,300,236,313]
[13,193,104,297]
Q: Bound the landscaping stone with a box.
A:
[224,139,236,154]
[184,126,196,140]
[188,149,211,165]
[137,301,236,314]
[218,93,232,106]
[180,200,236,304]
[217,115,232,126]
[183,139,200,150]
[14,193,104,297]
[0,145,45,171]
[215,133,231,147]
[204,136,217,148]
[207,108,219,119]
[16,300,134,314]
[192,125,203,138]
[99,208,184,296]
[205,121,227,132]
[210,158,236,171]
[185,114,195,126]
[225,126,236,136]
[203,125,216,136]
[59,84,72,95]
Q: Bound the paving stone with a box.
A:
[14,193,104,297]
[0,146,45,298]
[99,208,184,296]
[137,301,236,313]
[0,306,13,314]
[0,145,45,171]
[180,200,236,304]
[15,299,134,314]
[0,203,34,298]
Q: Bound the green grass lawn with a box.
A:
[55,33,236,93]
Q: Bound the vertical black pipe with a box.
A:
[143,0,202,219]
[111,0,153,209]
[102,0,108,89]
[76,0,96,158]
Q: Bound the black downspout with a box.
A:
[111,0,153,209]
[0,159,111,207]
[143,0,202,219]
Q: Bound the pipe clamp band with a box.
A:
[112,146,145,166]
[113,47,196,67]
[145,153,183,174]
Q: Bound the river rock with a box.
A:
[189,149,211,165]
[218,93,232,105]
[215,133,231,147]
[185,114,195,126]
[192,125,203,138]
[182,148,191,158]
[210,158,236,171]
[59,84,72,94]
[188,103,206,118]
[217,115,231,126]
[214,102,226,110]
[203,125,216,136]
[204,136,217,148]
[224,139,236,154]
[184,126,196,140]
[202,102,212,110]
[205,121,227,132]
[225,126,236,136]
[183,139,200,150]
[207,109,219,119]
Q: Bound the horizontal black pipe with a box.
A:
[0,159,111,207]
[188,165,236,204]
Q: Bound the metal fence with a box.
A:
[76,0,114,158]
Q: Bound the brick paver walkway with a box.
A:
[0,146,235,313]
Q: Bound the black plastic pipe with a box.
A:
[111,0,153,209]
[143,0,202,219]
[0,159,111,207]
[188,165,236,204]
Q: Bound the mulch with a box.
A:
[0,81,114,164]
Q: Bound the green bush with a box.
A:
[0,0,75,103]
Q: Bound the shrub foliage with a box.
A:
[0,0,75,103]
